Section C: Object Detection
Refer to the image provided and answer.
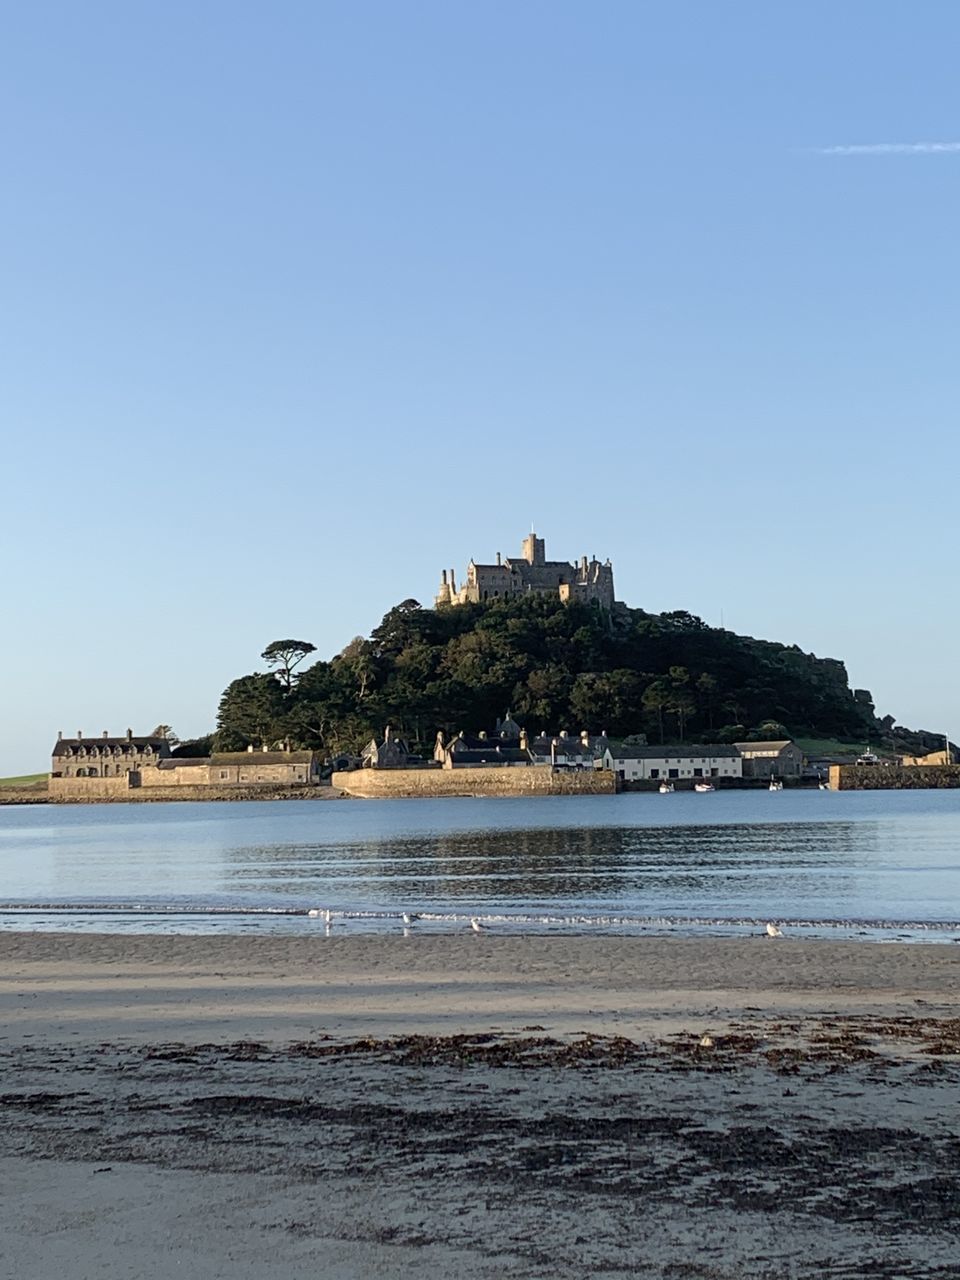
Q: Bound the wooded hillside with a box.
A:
[208,597,917,758]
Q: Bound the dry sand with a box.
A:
[1,933,959,1279]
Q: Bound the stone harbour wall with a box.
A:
[829,764,960,790]
[332,765,617,799]
[49,776,131,801]
[45,780,339,804]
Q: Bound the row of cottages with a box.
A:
[52,730,172,778]
[51,732,319,789]
[603,739,805,783]
[433,715,609,771]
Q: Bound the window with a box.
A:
[693,768,703,778]
[650,768,659,779]
[219,770,229,780]
[668,768,679,779]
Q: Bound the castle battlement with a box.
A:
[435,533,615,609]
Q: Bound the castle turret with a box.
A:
[434,568,453,608]
[521,532,545,565]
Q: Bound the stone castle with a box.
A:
[435,532,615,609]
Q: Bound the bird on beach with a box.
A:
[402,912,418,927]
[765,922,784,938]
[698,1034,715,1049]
[470,917,486,933]
[308,908,322,918]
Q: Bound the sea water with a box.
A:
[1,789,959,941]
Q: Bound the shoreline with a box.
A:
[4,932,959,1277]
[3,931,958,1047]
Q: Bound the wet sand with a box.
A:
[2,933,959,1278]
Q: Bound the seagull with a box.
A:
[402,912,418,927]
[324,909,333,925]
[308,908,322,918]
[470,917,486,933]
[699,1034,715,1049]
[765,922,784,938]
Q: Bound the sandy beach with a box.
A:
[2,933,959,1278]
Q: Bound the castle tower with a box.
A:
[521,532,545,565]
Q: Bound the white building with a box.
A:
[603,743,742,783]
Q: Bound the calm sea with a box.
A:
[1,790,959,941]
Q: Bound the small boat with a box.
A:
[659,781,675,794]
[769,779,783,792]
[694,782,715,793]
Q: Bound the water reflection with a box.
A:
[222,821,877,919]
[1,794,959,935]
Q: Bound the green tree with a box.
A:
[215,674,287,751]
[642,679,672,744]
[695,673,719,731]
[261,639,317,690]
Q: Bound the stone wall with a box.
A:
[46,782,339,804]
[138,763,315,788]
[829,764,960,791]
[49,776,131,801]
[331,765,617,799]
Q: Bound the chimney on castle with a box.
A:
[103,730,109,740]
[126,728,133,742]
[58,730,63,742]
[496,551,501,565]
[77,730,82,741]
[442,569,447,585]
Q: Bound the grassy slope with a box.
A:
[0,774,49,788]
[794,738,864,758]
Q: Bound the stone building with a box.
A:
[51,729,172,779]
[435,532,615,609]
[734,740,804,779]
[140,750,319,788]
[361,726,417,768]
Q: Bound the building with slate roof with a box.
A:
[436,532,615,610]
[602,743,742,783]
[51,729,172,779]
[734,740,804,779]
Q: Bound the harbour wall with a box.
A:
[829,764,960,791]
[332,765,617,799]
[45,778,337,804]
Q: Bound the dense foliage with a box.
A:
[213,597,890,757]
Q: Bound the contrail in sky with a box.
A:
[816,141,960,155]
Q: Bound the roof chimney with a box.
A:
[126,728,133,742]
[77,730,82,741]
[58,730,63,742]
[103,730,109,740]
[496,551,501,566]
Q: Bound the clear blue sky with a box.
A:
[3,1,958,775]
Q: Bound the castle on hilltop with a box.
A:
[435,532,615,610]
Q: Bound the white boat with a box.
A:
[694,782,715,793]
[658,781,675,794]
[769,779,783,792]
